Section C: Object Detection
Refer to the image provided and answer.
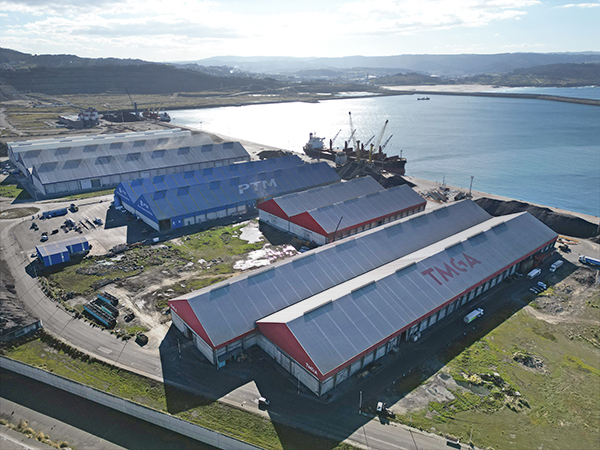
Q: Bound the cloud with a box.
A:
[559,2,600,7]
[502,42,544,48]
[338,0,540,35]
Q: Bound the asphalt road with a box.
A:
[5,197,589,450]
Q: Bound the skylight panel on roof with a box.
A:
[210,283,230,299]
[248,266,276,285]
[125,153,141,161]
[304,300,333,316]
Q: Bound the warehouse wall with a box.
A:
[257,335,320,395]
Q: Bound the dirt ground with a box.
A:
[526,266,600,325]
[61,221,301,350]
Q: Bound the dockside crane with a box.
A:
[374,119,389,152]
[349,112,359,160]
[363,135,376,148]
[369,119,389,164]
[329,129,342,149]
[125,87,140,119]
[381,134,393,151]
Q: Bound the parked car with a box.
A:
[537,281,547,290]
[93,217,103,225]
[40,233,48,242]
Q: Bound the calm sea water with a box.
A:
[171,88,600,217]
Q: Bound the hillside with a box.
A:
[0,48,149,69]
[463,63,600,87]
[192,53,600,77]
[0,64,281,95]
[370,72,450,86]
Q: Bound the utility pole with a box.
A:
[469,175,475,198]
[359,390,362,414]
[332,216,344,242]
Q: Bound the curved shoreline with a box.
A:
[389,90,600,106]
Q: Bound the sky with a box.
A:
[0,0,598,61]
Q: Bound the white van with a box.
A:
[527,268,541,280]
[549,260,563,272]
[464,308,484,324]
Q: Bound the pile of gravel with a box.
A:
[475,197,599,239]
[335,161,415,189]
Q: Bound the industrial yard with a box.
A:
[1,123,599,450]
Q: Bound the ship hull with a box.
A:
[303,147,406,175]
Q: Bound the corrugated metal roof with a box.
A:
[17,133,210,169]
[116,155,304,207]
[35,236,89,258]
[266,176,384,218]
[306,185,425,234]
[258,212,557,375]
[32,142,249,185]
[9,129,190,153]
[135,161,341,222]
[170,200,494,348]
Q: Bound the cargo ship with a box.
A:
[303,133,407,175]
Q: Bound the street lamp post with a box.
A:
[469,175,474,198]
[359,390,362,414]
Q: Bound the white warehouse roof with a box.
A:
[257,211,558,377]
[169,200,498,350]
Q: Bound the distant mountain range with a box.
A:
[1,48,599,97]
[372,63,600,87]
[188,52,600,77]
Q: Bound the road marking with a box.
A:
[97,346,113,354]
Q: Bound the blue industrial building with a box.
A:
[114,155,341,231]
[36,237,90,267]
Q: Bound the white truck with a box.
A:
[527,268,542,280]
[579,255,600,267]
[549,260,563,272]
[464,308,484,324]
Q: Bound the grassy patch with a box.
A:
[0,175,32,200]
[57,188,116,201]
[2,334,357,450]
[170,223,265,261]
[0,206,39,219]
[41,224,264,298]
[0,417,70,449]
[155,277,227,310]
[392,310,600,450]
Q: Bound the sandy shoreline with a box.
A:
[384,84,496,93]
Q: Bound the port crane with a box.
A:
[125,87,139,118]
[381,134,393,151]
[330,129,342,148]
[369,120,389,164]
[348,112,358,155]
[373,120,389,151]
